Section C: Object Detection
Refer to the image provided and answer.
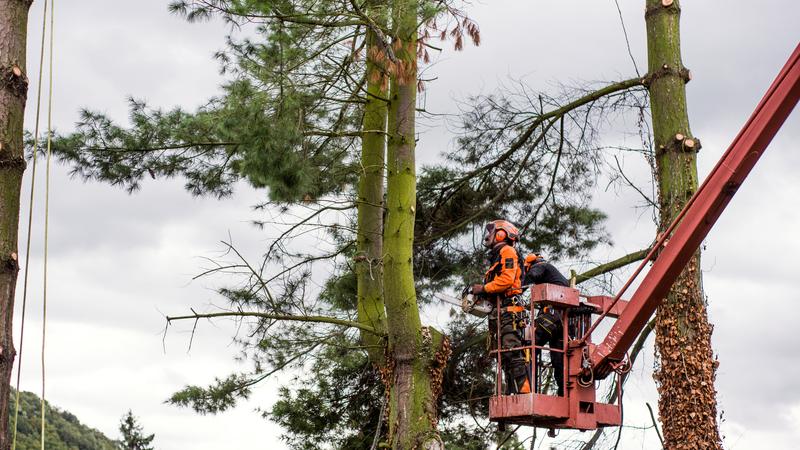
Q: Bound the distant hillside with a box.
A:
[7,388,118,450]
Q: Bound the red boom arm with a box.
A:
[591,43,800,378]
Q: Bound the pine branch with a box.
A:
[444,77,645,191]
[416,117,559,245]
[173,0,363,27]
[575,249,649,285]
[79,142,238,153]
[166,311,384,336]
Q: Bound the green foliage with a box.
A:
[319,268,358,312]
[265,313,529,449]
[439,424,489,450]
[440,423,522,450]
[118,411,154,450]
[437,317,493,422]
[51,0,369,202]
[269,335,384,449]
[46,0,647,448]
[7,388,117,450]
[51,78,354,201]
[167,374,254,415]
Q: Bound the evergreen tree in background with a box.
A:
[117,411,154,450]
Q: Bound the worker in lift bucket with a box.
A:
[524,253,569,396]
[471,220,531,395]
[523,253,570,287]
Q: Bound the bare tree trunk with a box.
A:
[0,0,31,447]
[644,1,721,448]
[382,0,449,447]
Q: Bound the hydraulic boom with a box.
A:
[591,42,800,379]
[488,42,800,431]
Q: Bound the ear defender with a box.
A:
[495,230,507,242]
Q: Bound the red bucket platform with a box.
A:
[488,284,624,430]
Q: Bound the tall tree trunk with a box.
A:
[356,1,389,367]
[0,0,31,448]
[383,0,448,447]
[644,1,721,448]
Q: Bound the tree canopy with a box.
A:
[47,0,653,447]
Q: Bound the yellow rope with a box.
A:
[41,1,56,448]
[11,1,51,448]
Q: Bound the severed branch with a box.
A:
[166,311,385,336]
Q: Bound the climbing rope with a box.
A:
[10,1,55,449]
[41,0,56,447]
[11,0,52,449]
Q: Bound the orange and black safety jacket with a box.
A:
[482,244,523,297]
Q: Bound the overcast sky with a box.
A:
[13,0,800,449]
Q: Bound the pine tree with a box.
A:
[644,0,721,447]
[118,411,155,450]
[50,1,647,448]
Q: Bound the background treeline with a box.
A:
[7,388,117,450]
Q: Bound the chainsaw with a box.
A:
[434,287,493,318]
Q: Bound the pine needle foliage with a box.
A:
[48,0,475,202]
[269,334,384,449]
[46,0,651,447]
[117,411,155,450]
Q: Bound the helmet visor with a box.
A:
[482,223,496,248]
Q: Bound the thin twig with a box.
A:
[370,395,387,450]
[646,402,664,446]
[496,425,521,449]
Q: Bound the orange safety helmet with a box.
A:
[482,220,519,248]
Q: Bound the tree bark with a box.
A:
[0,0,31,448]
[382,0,448,447]
[356,0,389,367]
[644,1,721,448]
